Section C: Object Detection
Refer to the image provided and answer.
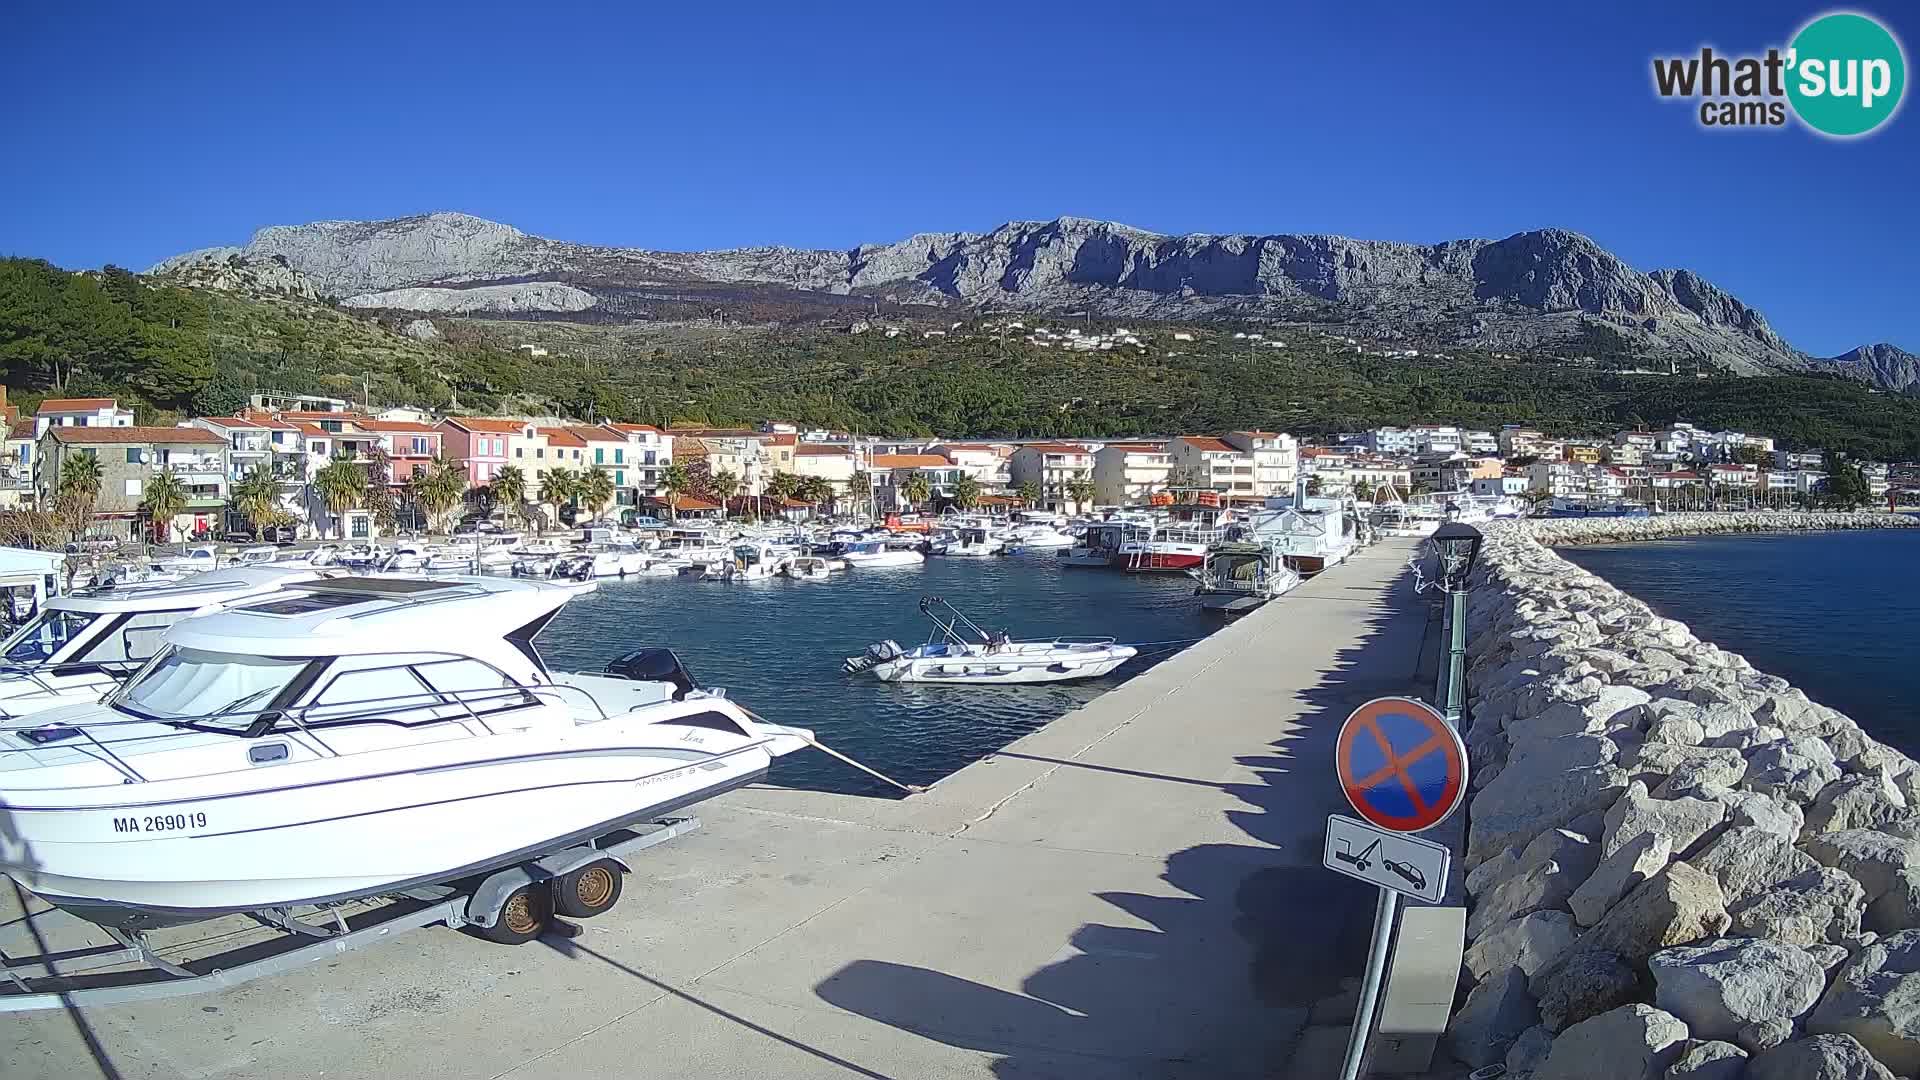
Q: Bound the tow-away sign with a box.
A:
[1322,814,1450,904]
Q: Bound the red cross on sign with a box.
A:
[1335,696,1468,833]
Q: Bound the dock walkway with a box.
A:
[4,540,1430,1080]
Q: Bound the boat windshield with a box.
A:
[116,647,311,730]
[1,609,101,664]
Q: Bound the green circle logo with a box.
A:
[1787,12,1906,136]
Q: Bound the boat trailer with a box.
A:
[0,816,701,1012]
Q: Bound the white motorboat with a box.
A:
[1004,524,1077,552]
[1191,542,1301,616]
[783,556,835,580]
[839,539,925,568]
[0,575,812,927]
[1062,521,1137,568]
[0,566,321,725]
[937,527,1004,558]
[844,597,1136,684]
[151,546,221,575]
[702,543,790,581]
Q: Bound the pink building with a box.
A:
[358,420,442,482]
[439,417,522,486]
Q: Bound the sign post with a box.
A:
[1329,695,1468,1080]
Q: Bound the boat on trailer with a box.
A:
[843,596,1136,684]
[0,575,812,929]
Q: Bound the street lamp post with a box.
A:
[1430,521,1484,725]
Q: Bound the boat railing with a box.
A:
[0,658,146,697]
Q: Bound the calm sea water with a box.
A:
[1563,529,1920,755]
[534,553,1216,796]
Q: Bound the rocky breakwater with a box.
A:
[1444,521,1920,1079]
[1529,510,1918,548]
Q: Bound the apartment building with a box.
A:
[1498,426,1558,459]
[869,453,961,509]
[792,443,860,497]
[34,397,135,437]
[1092,442,1173,506]
[439,417,520,486]
[1166,436,1255,497]
[1359,427,1417,456]
[1411,425,1464,456]
[361,420,444,483]
[1223,431,1298,495]
[1470,475,1529,497]
[933,443,1012,489]
[37,426,229,540]
[1008,443,1095,509]
[601,424,672,497]
[1774,449,1826,471]
[1462,430,1499,455]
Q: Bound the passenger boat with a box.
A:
[1191,542,1301,616]
[1232,497,1357,576]
[1062,522,1134,568]
[843,597,1136,684]
[0,575,812,928]
[0,566,321,726]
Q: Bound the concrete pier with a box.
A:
[3,540,1433,1080]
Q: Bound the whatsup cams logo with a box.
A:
[1652,11,1906,136]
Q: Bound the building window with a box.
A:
[124,478,141,497]
[516,447,525,458]
[535,449,544,459]
[615,470,624,486]
[351,515,369,539]
[125,448,144,464]
[614,449,624,464]
[595,448,604,464]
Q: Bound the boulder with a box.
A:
[1512,686,1652,743]
[1534,1003,1688,1080]
[1506,1024,1554,1078]
[1517,826,1602,880]
[1865,867,1920,936]
[1728,867,1866,946]
[1507,733,1619,774]
[1534,948,1640,1032]
[1468,910,1580,981]
[1663,1039,1747,1080]
[1650,937,1826,1040]
[1602,782,1728,860]
[1806,928,1920,1074]
[1544,863,1730,982]
[1470,763,1631,865]
[1692,827,1822,905]
[1803,775,1909,839]
[1447,965,1538,1069]
[1804,829,1920,902]
[1805,944,1850,971]
[1696,703,1758,742]
[1570,832,1673,927]
[1745,738,1844,806]
[1747,1033,1895,1080]
[1722,791,1804,845]
[1646,711,1706,747]
[1471,859,1585,941]
[1628,744,1747,790]
[1655,754,1749,799]
[1735,1018,1795,1054]
[1710,724,1786,753]
[1467,847,1521,899]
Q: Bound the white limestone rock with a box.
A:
[1650,937,1826,1040]
[1802,774,1909,839]
[1663,1039,1747,1080]
[1506,1023,1554,1078]
[1570,832,1673,927]
[1728,867,1867,946]
[1806,928,1920,1074]
[1692,827,1822,905]
[1535,1003,1689,1080]
[1804,829,1920,903]
[1748,1033,1896,1080]
[1602,781,1729,861]
[1533,947,1641,1032]
[1468,911,1581,981]
[1447,965,1539,1069]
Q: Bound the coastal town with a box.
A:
[0,384,1909,546]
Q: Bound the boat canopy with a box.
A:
[164,576,572,658]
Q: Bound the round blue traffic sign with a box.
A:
[1335,696,1467,833]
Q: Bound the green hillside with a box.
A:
[3,256,1919,460]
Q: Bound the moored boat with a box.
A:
[843,596,1135,684]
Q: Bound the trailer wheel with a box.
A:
[553,859,623,919]
[480,883,552,944]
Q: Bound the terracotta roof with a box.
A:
[195,416,263,429]
[795,444,854,456]
[297,423,332,438]
[666,426,756,439]
[560,425,625,443]
[359,420,441,434]
[870,454,950,469]
[36,397,119,414]
[281,410,370,421]
[8,418,35,440]
[675,496,721,511]
[1101,442,1166,452]
[538,427,589,448]
[1020,442,1091,455]
[49,426,224,446]
[608,423,661,434]
[767,433,798,446]
[444,416,527,435]
[1177,436,1237,453]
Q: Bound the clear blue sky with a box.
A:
[2,1,1914,356]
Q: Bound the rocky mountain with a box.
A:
[152,212,1854,375]
[1816,343,1920,392]
[154,250,319,301]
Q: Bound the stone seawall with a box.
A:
[1528,509,1917,547]
[1444,517,1920,1079]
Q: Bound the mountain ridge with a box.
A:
[150,212,1902,385]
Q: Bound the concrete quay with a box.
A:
[3,539,1437,1080]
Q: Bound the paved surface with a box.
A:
[3,540,1432,1080]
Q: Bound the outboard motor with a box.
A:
[603,647,699,700]
[843,639,903,674]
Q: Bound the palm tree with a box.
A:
[900,472,932,512]
[230,464,281,538]
[796,475,834,515]
[313,456,368,539]
[539,468,579,522]
[410,455,466,534]
[711,470,741,518]
[492,465,528,527]
[56,451,103,537]
[1353,479,1374,504]
[951,473,981,510]
[1065,477,1097,513]
[846,470,872,518]
[141,471,189,544]
[580,466,615,521]
[659,461,692,521]
[1016,480,1041,508]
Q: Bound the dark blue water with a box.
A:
[535,554,1216,796]
[1563,530,1920,756]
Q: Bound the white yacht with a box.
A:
[0,576,811,928]
[844,597,1136,684]
[938,527,1004,558]
[1003,523,1077,552]
[702,542,791,580]
[838,539,925,568]
[0,566,321,725]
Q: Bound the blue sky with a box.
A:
[1,2,1914,356]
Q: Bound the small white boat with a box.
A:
[1191,542,1301,616]
[784,556,835,580]
[844,597,1136,684]
[151,545,221,575]
[938,527,1004,558]
[1004,525,1077,552]
[839,539,925,568]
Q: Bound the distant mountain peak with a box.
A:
[1819,342,1920,392]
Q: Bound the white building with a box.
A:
[1470,475,1529,497]
[1362,427,1417,456]
[1223,431,1298,496]
[1412,425,1464,456]
[1008,443,1095,509]
[1092,442,1173,506]
[34,397,135,437]
[1166,436,1256,497]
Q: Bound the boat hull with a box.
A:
[868,644,1136,684]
